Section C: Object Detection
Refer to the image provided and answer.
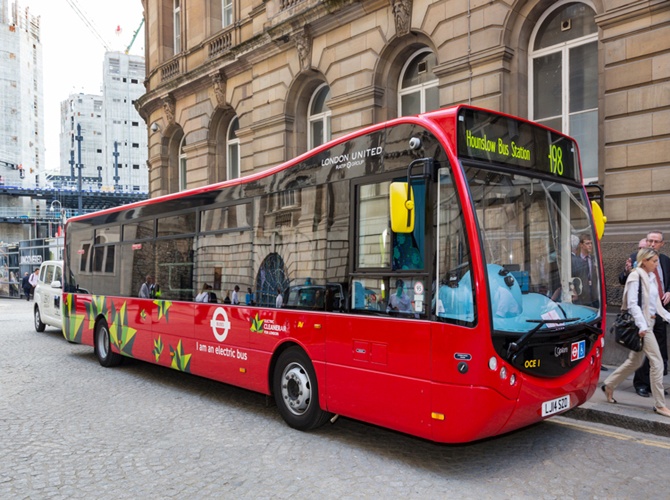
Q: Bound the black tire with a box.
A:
[34,306,46,332]
[94,320,123,367]
[273,346,331,431]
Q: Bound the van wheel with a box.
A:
[95,320,122,367]
[34,307,45,332]
[273,347,331,431]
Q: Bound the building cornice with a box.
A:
[596,0,669,34]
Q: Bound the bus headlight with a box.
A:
[499,366,507,380]
[510,374,516,386]
[488,357,498,371]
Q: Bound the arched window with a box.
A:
[178,135,187,191]
[398,49,439,116]
[173,0,181,54]
[529,1,598,180]
[227,117,240,179]
[308,84,331,149]
[256,253,289,307]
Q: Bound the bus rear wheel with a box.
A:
[95,320,122,367]
[273,347,331,431]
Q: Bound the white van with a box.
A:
[33,260,63,332]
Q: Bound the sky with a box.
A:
[18,0,145,171]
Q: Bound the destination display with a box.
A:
[456,108,579,182]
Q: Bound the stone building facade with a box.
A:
[136,0,670,306]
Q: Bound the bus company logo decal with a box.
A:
[554,346,569,357]
[320,146,382,171]
[250,313,288,336]
[210,307,231,342]
[570,340,586,362]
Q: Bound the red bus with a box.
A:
[62,105,606,443]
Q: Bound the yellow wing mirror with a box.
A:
[591,201,607,240]
[389,182,415,233]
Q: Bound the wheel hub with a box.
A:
[281,363,311,415]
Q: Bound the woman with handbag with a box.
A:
[602,248,670,417]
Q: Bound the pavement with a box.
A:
[566,364,670,438]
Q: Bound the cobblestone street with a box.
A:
[2,298,669,498]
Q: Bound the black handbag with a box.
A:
[611,276,644,352]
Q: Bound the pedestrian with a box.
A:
[223,291,231,304]
[21,272,31,301]
[245,287,255,306]
[232,285,240,305]
[9,271,18,297]
[602,248,670,417]
[28,267,39,300]
[619,237,650,284]
[619,231,670,397]
[572,234,599,307]
[195,284,212,303]
[139,275,153,298]
[275,287,283,308]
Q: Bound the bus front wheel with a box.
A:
[95,320,122,367]
[273,347,331,431]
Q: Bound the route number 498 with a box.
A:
[549,144,563,176]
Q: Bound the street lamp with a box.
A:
[50,200,65,237]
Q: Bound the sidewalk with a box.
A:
[565,365,670,438]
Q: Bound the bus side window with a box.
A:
[351,279,383,311]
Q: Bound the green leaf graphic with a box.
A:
[169,339,191,372]
[109,302,137,356]
[250,314,264,333]
[153,336,164,362]
[63,293,85,343]
[154,300,172,322]
[85,295,107,331]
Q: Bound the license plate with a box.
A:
[541,395,570,417]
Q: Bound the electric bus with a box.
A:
[62,105,606,443]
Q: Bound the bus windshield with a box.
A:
[465,166,600,333]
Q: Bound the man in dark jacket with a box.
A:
[619,231,670,397]
[573,234,599,308]
[21,272,31,301]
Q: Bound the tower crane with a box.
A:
[65,0,111,51]
[125,18,145,54]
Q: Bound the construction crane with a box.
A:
[65,0,111,51]
[125,18,145,54]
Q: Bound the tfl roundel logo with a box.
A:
[210,307,231,342]
[571,340,586,362]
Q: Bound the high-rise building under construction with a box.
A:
[0,0,43,188]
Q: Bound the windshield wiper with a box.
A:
[506,317,579,360]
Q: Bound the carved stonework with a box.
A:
[211,72,226,107]
[391,0,412,36]
[291,27,312,72]
[162,94,176,125]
